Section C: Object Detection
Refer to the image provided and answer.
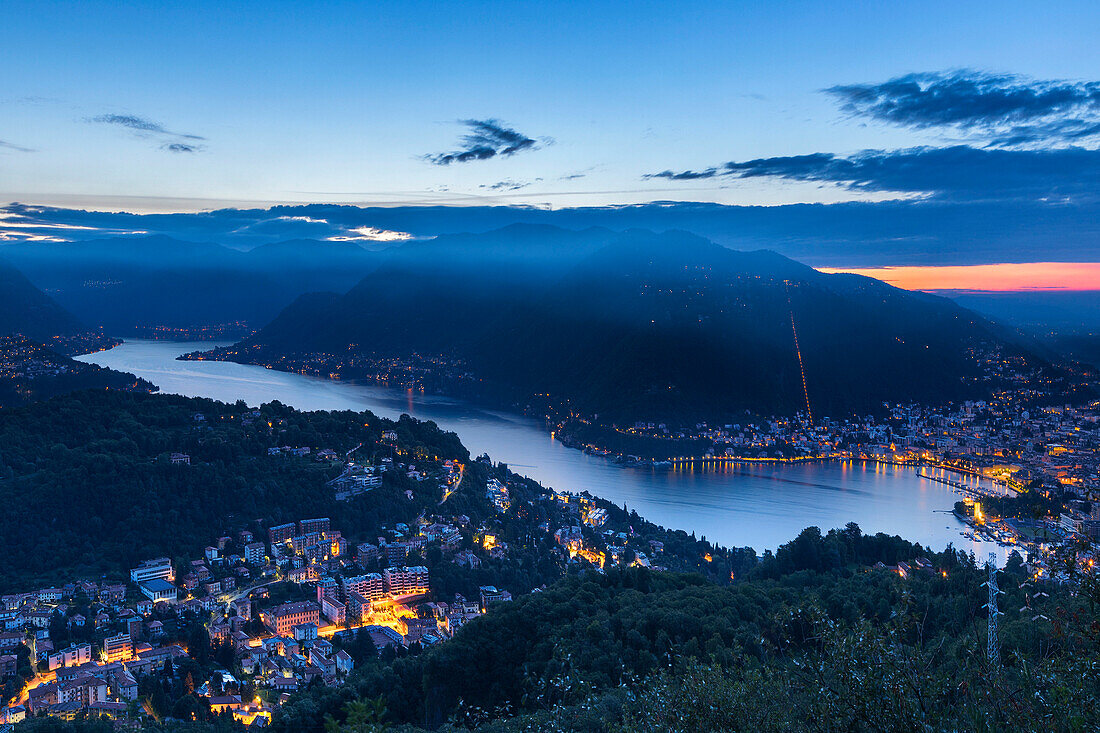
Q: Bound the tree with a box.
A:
[324,697,390,732]
[1005,550,1027,576]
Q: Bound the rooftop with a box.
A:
[140,578,176,593]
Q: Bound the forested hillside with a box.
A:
[0,391,745,592]
[0,235,380,333]
[0,391,464,589]
[0,258,87,342]
[224,225,1057,420]
[0,336,155,408]
[276,537,1099,732]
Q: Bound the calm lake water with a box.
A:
[78,340,1008,560]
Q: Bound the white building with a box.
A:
[244,542,266,565]
[383,566,429,597]
[47,642,92,671]
[130,557,174,584]
[103,633,133,663]
[341,573,385,602]
[321,595,346,626]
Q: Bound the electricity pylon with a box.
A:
[982,552,1003,669]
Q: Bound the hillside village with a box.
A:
[0,401,749,726]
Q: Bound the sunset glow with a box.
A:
[820,262,1100,292]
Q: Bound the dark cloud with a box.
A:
[825,70,1100,146]
[650,70,1100,203]
[426,119,543,165]
[479,178,541,192]
[89,113,205,152]
[0,139,34,153]
[993,120,1100,148]
[92,114,169,135]
[90,114,204,140]
[162,142,201,153]
[644,168,720,180]
[4,200,1100,267]
[649,146,1100,203]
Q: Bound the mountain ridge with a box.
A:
[0,257,87,341]
[212,224,1063,420]
[0,235,382,332]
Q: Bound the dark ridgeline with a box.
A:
[226,224,1055,420]
[0,257,86,342]
[0,235,381,334]
[0,390,733,590]
[0,258,155,406]
[2,225,1081,418]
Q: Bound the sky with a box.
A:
[820,263,1100,292]
[2,1,1100,289]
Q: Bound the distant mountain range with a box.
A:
[0,235,381,333]
[0,258,157,404]
[211,225,1072,420]
[954,291,1100,334]
[0,257,87,342]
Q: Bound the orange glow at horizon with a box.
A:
[820,262,1100,292]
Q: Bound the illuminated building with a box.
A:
[341,573,385,602]
[478,585,512,612]
[299,517,331,535]
[244,542,266,565]
[267,523,296,545]
[321,595,346,625]
[47,643,91,671]
[129,557,173,584]
[138,578,178,605]
[103,633,132,663]
[261,601,321,635]
[382,566,429,597]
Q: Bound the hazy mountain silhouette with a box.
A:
[0,236,380,332]
[0,257,86,340]
[227,225,1050,419]
[0,259,157,402]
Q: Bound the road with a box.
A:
[218,577,281,607]
[439,462,465,505]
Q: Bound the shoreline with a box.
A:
[80,340,1018,557]
[167,347,1007,484]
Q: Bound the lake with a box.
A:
[78,339,1008,560]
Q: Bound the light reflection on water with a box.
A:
[78,339,1010,561]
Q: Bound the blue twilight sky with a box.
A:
[4,0,1100,212]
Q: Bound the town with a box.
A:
[0,398,749,726]
[6,8,1100,726]
[0,336,157,409]
[176,346,1100,599]
[0,510,501,726]
[561,388,1100,582]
